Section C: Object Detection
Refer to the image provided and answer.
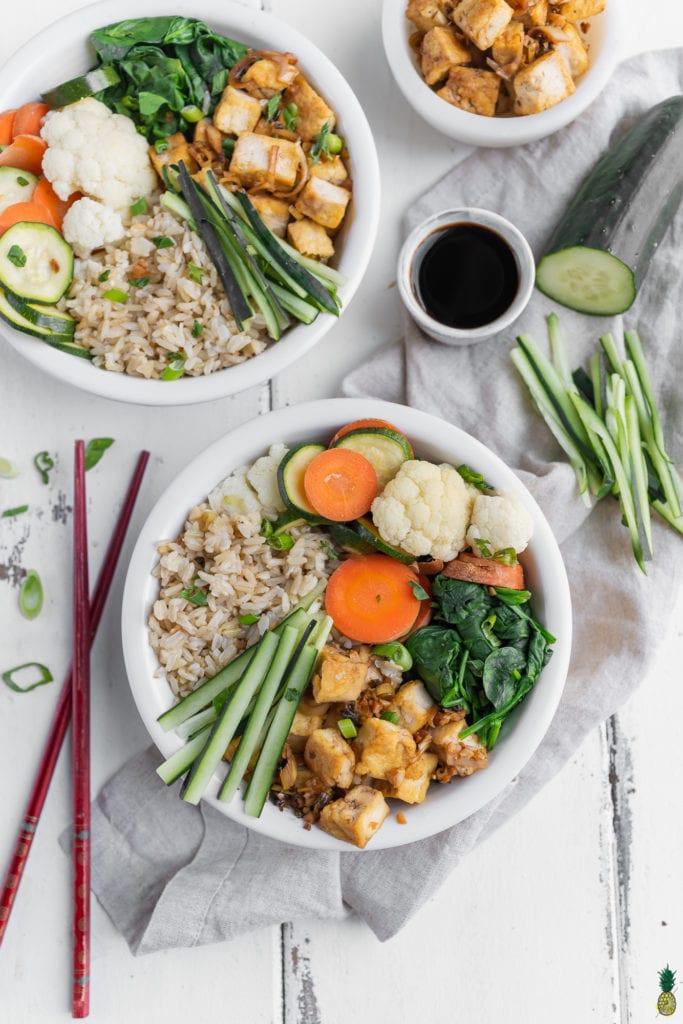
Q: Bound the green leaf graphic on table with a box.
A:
[20,570,44,620]
[2,662,53,693]
[33,450,55,485]
[84,438,114,471]
[657,964,677,1016]
[0,457,20,478]
[2,504,28,518]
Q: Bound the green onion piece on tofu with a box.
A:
[187,262,204,283]
[20,570,43,620]
[155,139,170,153]
[7,245,27,268]
[0,457,19,478]
[2,504,28,518]
[337,718,357,740]
[84,438,114,471]
[380,710,400,725]
[181,104,203,123]
[222,138,235,158]
[98,269,111,282]
[265,92,282,121]
[152,236,175,249]
[372,642,413,672]
[161,352,187,381]
[33,450,54,485]
[130,197,147,216]
[2,661,53,693]
[103,288,128,304]
[283,103,298,131]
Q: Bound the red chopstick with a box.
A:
[0,451,149,954]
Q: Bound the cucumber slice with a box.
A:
[333,427,412,488]
[277,443,325,521]
[0,222,73,304]
[42,65,121,107]
[536,247,636,316]
[0,167,38,214]
[355,517,415,564]
[4,288,75,334]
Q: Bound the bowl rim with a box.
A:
[122,397,573,851]
[381,0,620,147]
[0,0,380,406]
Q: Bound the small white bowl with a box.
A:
[122,397,572,851]
[382,0,619,148]
[398,207,535,344]
[0,0,380,406]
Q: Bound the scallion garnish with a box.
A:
[181,585,208,606]
[7,244,27,268]
[0,457,19,478]
[310,122,343,163]
[265,92,282,122]
[84,438,114,471]
[379,710,400,725]
[16,176,30,187]
[371,642,413,672]
[408,580,430,601]
[283,103,298,131]
[181,104,204,123]
[239,613,260,625]
[457,464,494,490]
[161,352,187,381]
[191,320,203,338]
[20,570,43,620]
[493,548,518,566]
[98,269,111,282]
[337,718,357,740]
[130,196,147,216]
[152,236,174,249]
[103,288,128,303]
[2,504,28,518]
[2,662,53,693]
[154,139,170,153]
[222,138,235,158]
[268,533,294,552]
[128,276,150,287]
[187,263,204,283]
[33,450,54,485]
[475,538,492,558]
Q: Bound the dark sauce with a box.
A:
[413,223,519,329]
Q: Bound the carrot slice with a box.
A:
[304,448,378,522]
[403,574,433,637]
[12,102,50,139]
[33,178,75,230]
[442,553,525,590]
[329,418,405,446]
[0,201,59,234]
[325,553,421,643]
[0,109,16,147]
[0,135,47,176]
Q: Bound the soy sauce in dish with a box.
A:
[413,223,519,330]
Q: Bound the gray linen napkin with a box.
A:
[85,49,683,953]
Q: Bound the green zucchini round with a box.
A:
[276,443,325,521]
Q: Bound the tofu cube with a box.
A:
[289,693,330,738]
[250,194,291,238]
[287,218,335,259]
[452,0,514,51]
[526,0,548,25]
[389,752,439,804]
[512,50,575,115]
[309,155,349,185]
[304,728,355,787]
[430,720,488,776]
[230,133,304,190]
[283,75,336,141]
[149,132,197,180]
[491,21,525,66]
[556,0,605,21]
[241,58,299,98]
[354,718,416,780]
[318,785,389,848]
[295,177,351,230]
[312,646,368,703]
[388,681,436,734]
[437,67,501,116]
[548,16,589,77]
[421,26,472,87]
[213,85,262,136]
[406,0,449,32]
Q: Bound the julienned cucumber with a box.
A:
[536,95,683,315]
[0,222,73,304]
[42,64,121,107]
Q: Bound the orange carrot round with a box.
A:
[0,109,16,147]
[12,103,50,139]
[324,554,421,643]
[0,202,59,234]
[33,178,74,230]
[329,418,405,446]
[304,448,378,522]
[0,135,47,176]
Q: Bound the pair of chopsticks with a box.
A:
[0,446,149,1018]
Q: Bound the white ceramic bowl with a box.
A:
[122,398,572,851]
[382,0,619,148]
[397,207,535,344]
[0,0,380,406]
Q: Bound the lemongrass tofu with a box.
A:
[304,728,355,787]
[525,0,549,25]
[318,785,390,849]
[512,49,575,114]
[406,0,450,32]
[308,155,349,184]
[229,132,304,189]
[437,66,501,116]
[556,0,605,20]
[240,56,299,98]
[452,0,514,51]
[149,131,197,179]
[421,26,472,86]
[354,717,416,780]
[283,75,336,141]
[546,16,590,77]
[289,693,330,738]
[295,176,351,230]
[213,85,262,135]
[250,194,291,237]
[387,680,436,734]
[312,645,368,703]
[387,752,439,804]
[287,218,335,259]
[430,720,488,776]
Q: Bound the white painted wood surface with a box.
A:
[1,2,682,1022]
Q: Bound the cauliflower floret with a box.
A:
[371,460,473,561]
[41,98,156,213]
[62,198,125,257]
[465,492,533,556]
[208,467,261,517]
[246,443,289,516]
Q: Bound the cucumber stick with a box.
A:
[157,725,212,785]
[218,624,302,803]
[181,631,279,805]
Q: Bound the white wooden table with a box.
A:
[1,2,682,1021]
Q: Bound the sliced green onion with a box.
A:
[283,103,298,131]
[379,710,400,725]
[457,464,494,490]
[191,320,203,338]
[84,438,114,471]
[408,580,429,601]
[222,138,235,158]
[372,642,413,672]
[493,548,518,566]
[337,717,357,740]
[2,662,53,693]
[268,533,294,551]
[474,538,492,557]
[327,133,343,154]
[187,262,204,283]
[33,450,54,485]
[180,585,208,606]
[181,104,204,123]
[7,244,26,268]
[103,288,128,304]
[2,504,28,518]
[98,269,111,282]
[152,235,175,249]
[128,276,150,288]
[239,613,260,625]
[265,92,282,121]
[161,352,187,381]
[154,139,170,153]
[16,176,30,187]
[0,457,19,478]
[130,196,147,216]
[20,570,43,620]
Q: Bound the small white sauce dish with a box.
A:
[397,207,535,345]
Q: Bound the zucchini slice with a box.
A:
[333,427,412,488]
[277,443,325,521]
[0,167,38,214]
[537,95,683,315]
[45,337,92,360]
[0,222,73,304]
[4,288,76,335]
[328,522,375,555]
[355,517,415,564]
[42,65,121,107]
